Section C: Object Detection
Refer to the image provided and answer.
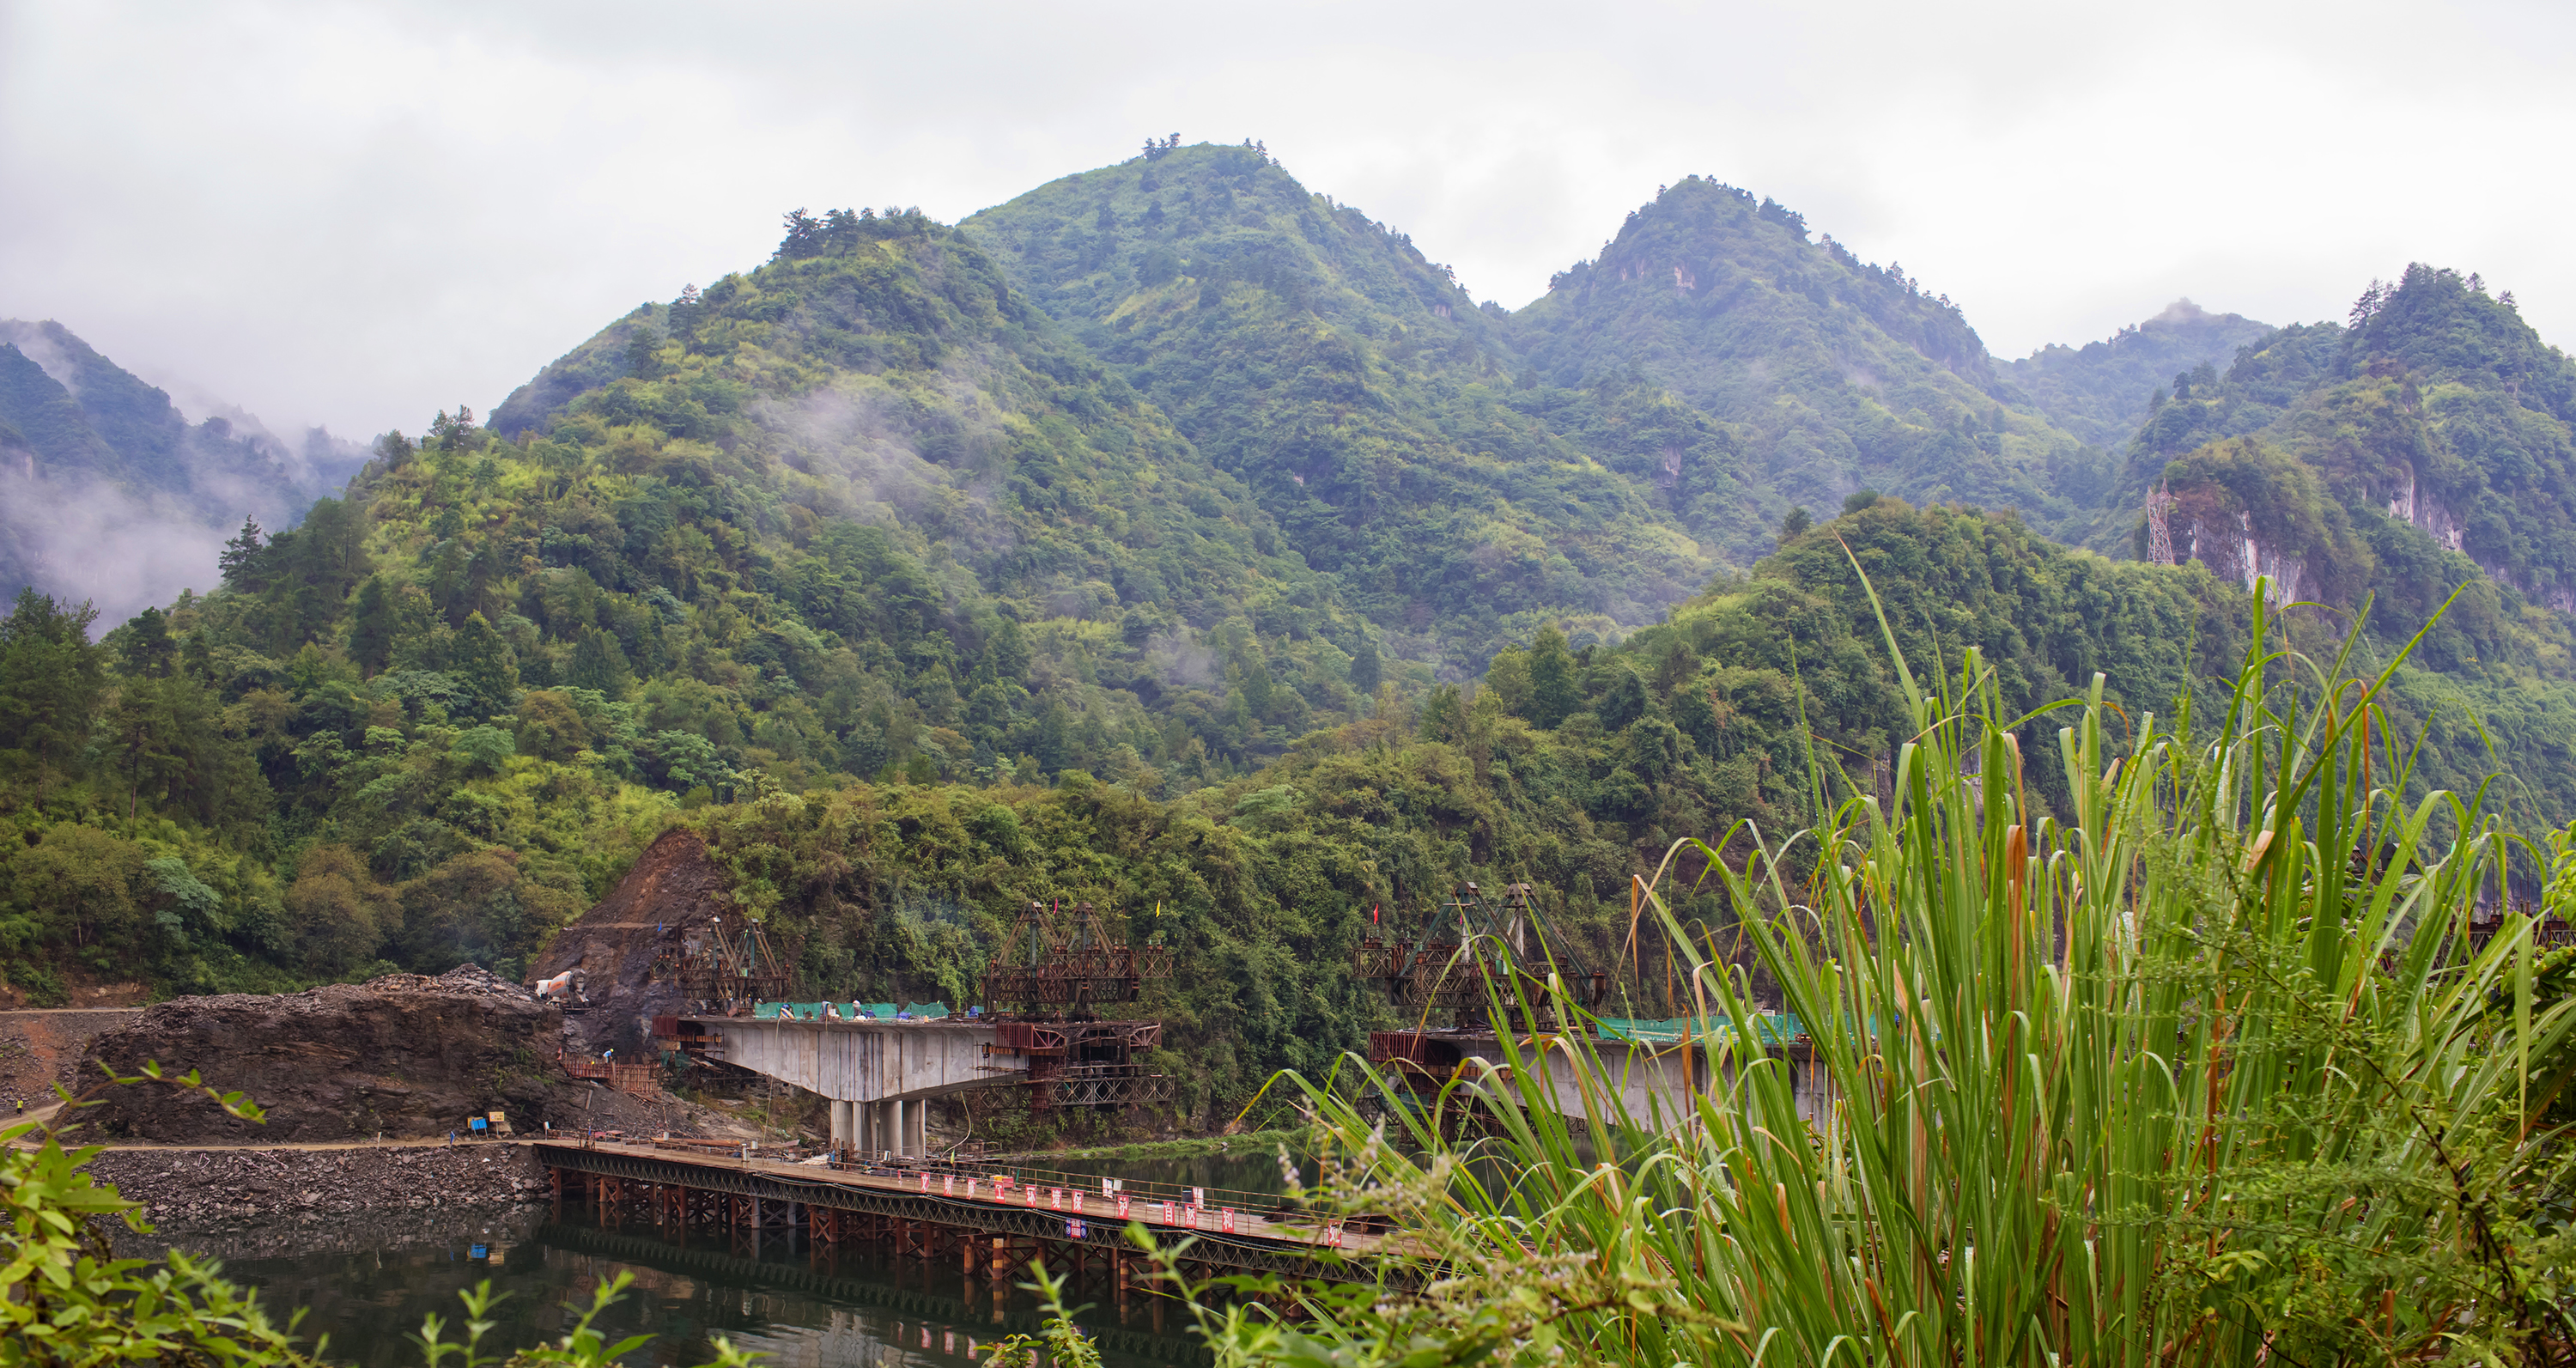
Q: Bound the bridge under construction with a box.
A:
[655,883,1831,1157]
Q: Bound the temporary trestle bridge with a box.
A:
[537,1140,1394,1293]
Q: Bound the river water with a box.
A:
[117,1200,1212,1367]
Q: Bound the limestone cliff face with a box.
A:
[528,824,731,1060]
[78,965,571,1142]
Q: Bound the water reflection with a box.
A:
[116,1204,1205,1367]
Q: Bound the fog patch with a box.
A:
[764,388,946,521]
[0,465,229,625]
[753,368,1019,566]
[3,325,82,393]
[1147,631,1220,690]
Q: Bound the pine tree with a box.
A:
[566,628,634,696]
[1349,641,1382,694]
[0,590,105,792]
[180,629,213,684]
[120,607,174,678]
[217,517,266,592]
[428,538,471,625]
[624,327,665,380]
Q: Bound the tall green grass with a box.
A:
[1206,599,2576,1367]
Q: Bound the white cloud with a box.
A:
[3,0,2572,441]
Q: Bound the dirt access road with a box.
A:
[0,1008,142,1107]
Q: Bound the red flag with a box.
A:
[1370,903,1381,925]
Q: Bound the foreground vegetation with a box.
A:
[1212,608,2576,1365]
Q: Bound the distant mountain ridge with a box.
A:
[33,144,2568,703]
[0,319,368,618]
[2117,266,2576,652]
[4,154,2292,660]
[2005,300,2273,453]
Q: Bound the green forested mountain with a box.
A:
[1502,177,2105,538]
[959,143,1737,654]
[2127,266,2576,605]
[5,149,2571,1122]
[440,205,1396,788]
[0,319,368,617]
[2004,299,2273,452]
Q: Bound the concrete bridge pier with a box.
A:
[857,1099,925,1158]
[685,1015,1007,1161]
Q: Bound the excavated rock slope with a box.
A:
[529,824,730,1059]
[80,965,576,1143]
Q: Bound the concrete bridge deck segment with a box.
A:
[682,1014,1012,1160]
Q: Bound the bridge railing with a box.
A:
[824,1152,1339,1227]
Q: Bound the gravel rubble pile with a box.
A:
[86,1143,550,1222]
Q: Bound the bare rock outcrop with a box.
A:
[529,824,730,1059]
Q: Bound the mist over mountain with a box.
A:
[0,319,368,620]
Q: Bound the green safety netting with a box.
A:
[1592,1013,1804,1044]
[754,1001,951,1021]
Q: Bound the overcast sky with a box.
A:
[5,0,2572,441]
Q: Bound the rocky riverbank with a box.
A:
[84,1142,549,1222]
